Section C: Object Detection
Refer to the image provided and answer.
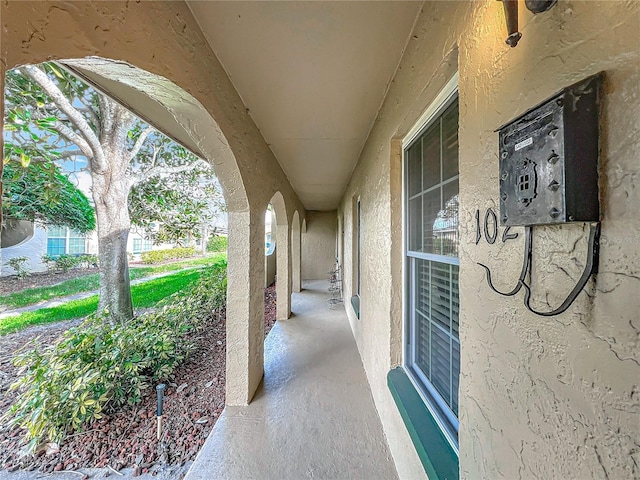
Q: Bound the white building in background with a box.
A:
[1,223,154,277]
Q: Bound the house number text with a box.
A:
[475,208,519,245]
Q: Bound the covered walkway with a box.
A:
[185,280,398,480]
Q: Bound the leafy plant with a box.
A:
[41,253,55,272]
[2,162,95,233]
[7,256,30,278]
[54,254,82,273]
[207,235,228,252]
[141,247,195,264]
[79,254,98,269]
[5,260,227,450]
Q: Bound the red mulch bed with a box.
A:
[0,283,277,476]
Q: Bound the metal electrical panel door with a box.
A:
[498,74,602,226]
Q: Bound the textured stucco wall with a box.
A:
[341,1,640,479]
[265,247,276,288]
[301,210,337,280]
[1,226,47,276]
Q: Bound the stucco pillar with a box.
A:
[276,222,291,320]
[226,210,265,405]
[291,215,301,293]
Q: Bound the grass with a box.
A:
[0,268,204,336]
[1,253,226,309]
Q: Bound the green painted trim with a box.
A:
[387,367,459,480]
[350,295,360,319]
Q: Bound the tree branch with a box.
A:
[56,150,85,160]
[131,160,208,187]
[128,126,155,162]
[52,121,93,159]
[19,64,106,170]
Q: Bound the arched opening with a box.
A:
[0,54,265,465]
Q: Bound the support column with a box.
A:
[276,222,291,320]
[226,210,265,405]
[291,215,301,293]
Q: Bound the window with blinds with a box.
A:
[405,94,460,449]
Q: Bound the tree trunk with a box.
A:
[93,98,136,324]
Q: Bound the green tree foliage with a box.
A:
[127,134,225,247]
[3,62,224,322]
[2,162,95,232]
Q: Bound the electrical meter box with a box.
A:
[497,73,602,226]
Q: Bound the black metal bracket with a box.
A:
[478,225,532,297]
[478,222,600,316]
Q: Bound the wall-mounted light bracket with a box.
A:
[525,0,557,14]
[501,0,558,47]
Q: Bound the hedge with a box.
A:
[140,247,195,264]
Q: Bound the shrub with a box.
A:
[41,254,55,272]
[7,256,30,278]
[79,253,99,269]
[140,247,195,264]
[54,254,82,273]
[5,260,227,451]
[207,235,228,252]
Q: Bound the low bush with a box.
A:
[79,254,99,269]
[41,254,54,272]
[7,257,30,278]
[54,254,83,273]
[141,247,195,264]
[5,260,227,451]
[207,235,228,252]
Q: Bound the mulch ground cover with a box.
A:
[0,268,100,297]
[0,283,277,477]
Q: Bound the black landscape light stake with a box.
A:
[156,384,166,440]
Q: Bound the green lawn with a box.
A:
[1,253,226,309]
[0,267,206,336]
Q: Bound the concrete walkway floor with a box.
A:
[185,280,398,480]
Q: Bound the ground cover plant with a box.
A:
[4,260,228,453]
[0,268,278,476]
[0,253,226,310]
[0,282,277,476]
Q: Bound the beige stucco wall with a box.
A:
[341,1,640,479]
[301,210,337,280]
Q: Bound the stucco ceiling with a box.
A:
[187,1,421,211]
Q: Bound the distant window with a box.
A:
[47,226,67,257]
[47,238,66,257]
[68,229,86,255]
[143,239,153,252]
[133,238,143,254]
[47,225,66,238]
[47,226,86,256]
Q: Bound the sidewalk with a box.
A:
[185,279,398,480]
[0,267,198,320]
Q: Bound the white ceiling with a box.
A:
[188,1,421,211]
